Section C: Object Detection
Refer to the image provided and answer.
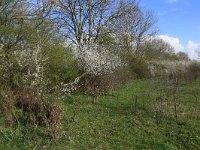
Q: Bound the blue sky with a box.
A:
[141,0,200,59]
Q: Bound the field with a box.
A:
[1,79,200,149]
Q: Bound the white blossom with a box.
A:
[77,43,123,75]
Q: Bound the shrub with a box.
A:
[0,87,63,128]
[0,91,15,116]
[14,88,63,128]
[126,56,150,79]
[185,62,200,82]
[43,45,79,86]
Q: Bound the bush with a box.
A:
[126,56,150,79]
[185,62,200,82]
[0,87,63,128]
[0,91,15,116]
[14,88,63,128]
[43,45,79,85]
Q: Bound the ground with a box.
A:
[0,79,200,149]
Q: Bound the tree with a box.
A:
[0,0,69,89]
[140,38,176,61]
[0,0,30,90]
[48,0,134,47]
[78,43,123,75]
[0,0,28,51]
[176,52,190,61]
[110,0,158,59]
[0,0,78,127]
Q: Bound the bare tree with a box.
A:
[110,0,158,59]
[0,0,28,51]
[140,38,175,60]
[176,52,190,61]
[47,0,134,47]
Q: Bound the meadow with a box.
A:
[1,79,200,150]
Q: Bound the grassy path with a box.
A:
[1,79,200,149]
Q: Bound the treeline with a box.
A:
[0,0,196,128]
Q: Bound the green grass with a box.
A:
[1,79,200,149]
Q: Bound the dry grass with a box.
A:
[148,96,199,120]
[0,88,63,128]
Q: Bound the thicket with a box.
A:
[0,0,79,129]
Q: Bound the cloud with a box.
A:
[187,41,199,59]
[158,35,184,53]
[165,0,179,3]
[158,35,200,59]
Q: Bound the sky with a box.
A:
[141,0,200,59]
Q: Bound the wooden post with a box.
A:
[135,95,138,113]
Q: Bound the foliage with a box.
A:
[185,61,200,82]
[43,44,79,85]
[0,0,78,130]
[122,53,150,79]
